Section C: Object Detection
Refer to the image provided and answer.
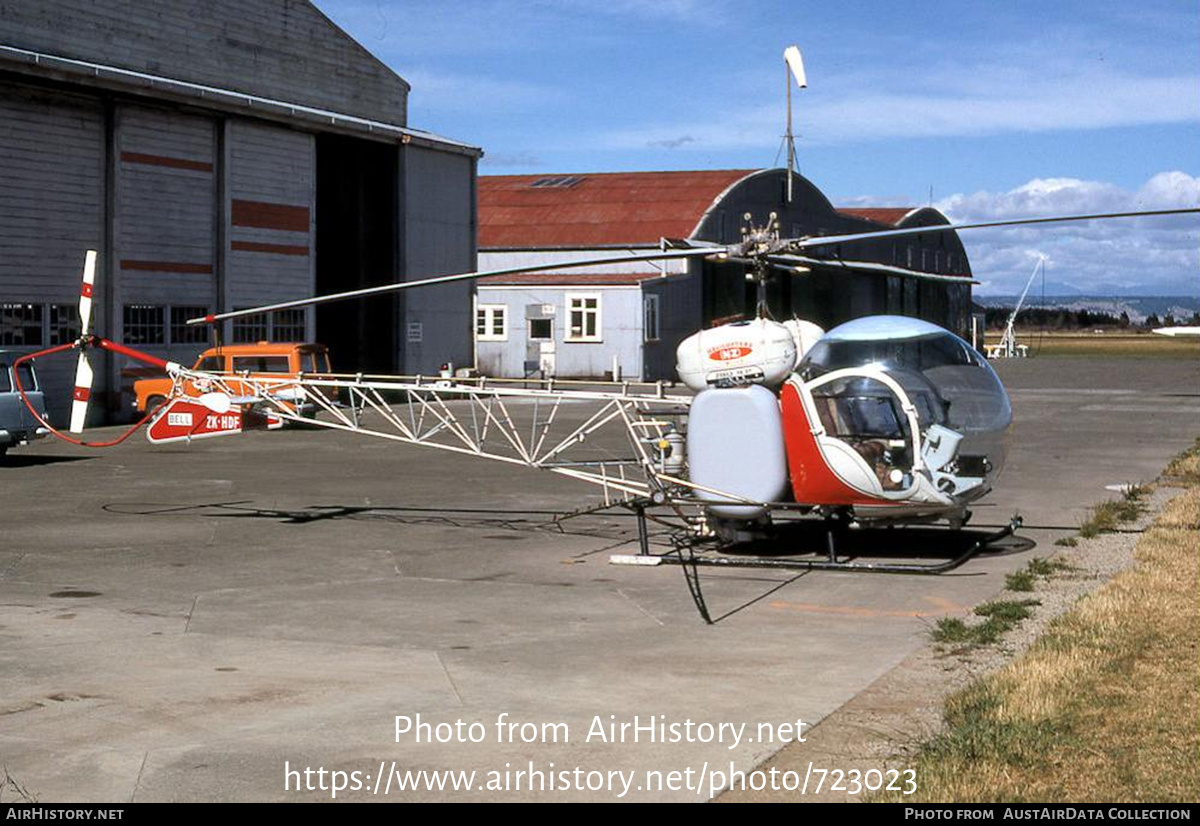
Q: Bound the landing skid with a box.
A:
[611,508,1023,624]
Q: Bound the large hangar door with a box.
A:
[115,105,217,418]
[0,84,104,427]
[315,135,398,375]
[227,121,316,345]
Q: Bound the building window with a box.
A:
[232,310,268,343]
[643,294,660,342]
[123,305,165,345]
[528,318,553,340]
[566,294,601,342]
[476,304,507,341]
[171,306,210,345]
[271,309,306,342]
[48,304,80,345]
[0,303,44,346]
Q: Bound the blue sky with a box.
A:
[316,0,1199,295]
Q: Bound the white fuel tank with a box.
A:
[686,384,789,520]
[783,319,826,361]
[676,318,797,392]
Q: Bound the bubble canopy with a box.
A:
[798,316,1011,491]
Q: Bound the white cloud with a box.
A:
[932,173,1199,295]
[598,64,1198,150]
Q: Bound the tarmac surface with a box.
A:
[1,355,1196,802]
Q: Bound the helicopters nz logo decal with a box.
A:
[706,343,753,362]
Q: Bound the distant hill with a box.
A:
[975,295,1200,324]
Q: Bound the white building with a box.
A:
[475,169,974,380]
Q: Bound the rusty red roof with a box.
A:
[478,271,665,287]
[479,170,757,248]
[836,207,917,226]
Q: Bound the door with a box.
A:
[525,306,555,377]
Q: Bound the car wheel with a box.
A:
[146,395,168,413]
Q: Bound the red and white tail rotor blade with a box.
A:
[69,250,98,434]
[69,351,93,433]
[79,249,96,336]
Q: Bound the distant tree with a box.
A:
[1145,313,1161,328]
[1164,315,1176,327]
[985,308,1010,328]
[1119,311,1130,328]
[1192,311,1200,325]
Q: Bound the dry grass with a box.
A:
[1078,485,1147,538]
[1164,438,1200,486]
[876,481,1200,803]
[1012,332,1200,359]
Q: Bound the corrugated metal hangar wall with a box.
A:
[0,0,480,425]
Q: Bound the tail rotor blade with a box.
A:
[69,351,94,434]
[79,249,97,337]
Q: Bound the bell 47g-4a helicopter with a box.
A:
[14,205,1200,600]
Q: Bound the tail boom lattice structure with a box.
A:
[161,370,721,511]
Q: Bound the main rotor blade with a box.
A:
[69,351,93,434]
[79,249,97,337]
[767,254,977,284]
[187,247,722,326]
[790,207,1200,251]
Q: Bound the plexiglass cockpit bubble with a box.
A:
[798,316,1010,500]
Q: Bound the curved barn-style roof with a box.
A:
[838,206,954,228]
[837,207,916,226]
[479,169,939,250]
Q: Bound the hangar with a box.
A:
[0,0,480,424]
[476,169,973,380]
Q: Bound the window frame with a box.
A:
[565,293,602,343]
[48,303,80,346]
[475,304,508,342]
[0,303,45,347]
[170,306,211,345]
[122,304,166,346]
[271,308,307,343]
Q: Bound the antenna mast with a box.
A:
[782,45,807,204]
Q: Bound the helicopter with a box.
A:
[13,205,1200,595]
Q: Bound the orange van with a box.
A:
[133,342,332,413]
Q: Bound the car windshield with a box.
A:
[305,352,328,372]
[0,365,10,393]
